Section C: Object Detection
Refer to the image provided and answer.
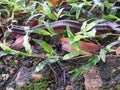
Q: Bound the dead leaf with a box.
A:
[116,47,120,55]
[79,41,101,53]
[10,36,24,50]
[49,0,64,6]
[2,12,9,19]
[29,19,38,28]
[11,36,31,50]
[61,38,101,53]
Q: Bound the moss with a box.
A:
[115,84,120,90]
[0,61,3,66]
[18,78,49,90]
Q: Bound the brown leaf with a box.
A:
[61,38,101,53]
[116,47,120,55]
[49,0,64,6]
[11,36,31,51]
[29,19,38,28]
[10,36,24,50]
[2,12,9,19]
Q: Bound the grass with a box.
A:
[0,0,120,89]
[18,78,49,90]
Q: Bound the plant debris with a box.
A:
[0,0,120,90]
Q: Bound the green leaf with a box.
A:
[81,19,105,32]
[35,57,59,72]
[84,28,96,37]
[66,25,74,41]
[74,35,86,42]
[23,34,32,54]
[0,51,9,57]
[73,56,100,79]
[74,65,89,79]
[0,43,17,54]
[55,8,64,20]
[72,42,80,51]
[88,56,100,66]
[103,15,118,20]
[28,13,41,22]
[47,58,59,63]
[118,37,120,40]
[42,21,56,36]
[106,41,119,52]
[92,0,104,11]
[84,1,91,6]
[0,43,37,57]
[66,25,80,50]
[33,29,51,35]
[76,4,84,20]
[33,39,54,54]
[63,51,88,60]
[66,0,78,3]
[74,29,96,42]
[103,2,112,7]
[99,49,106,62]
[35,61,47,72]
[81,20,87,32]
[42,2,56,20]
[93,0,103,7]
[82,21,96,32]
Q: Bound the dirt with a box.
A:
[56,57,120,90]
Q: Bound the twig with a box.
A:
[71,54,93,60]
[63,70,66,84]
[47,61,60,86]
[107,34,120,36]
[106,54,120,58]
[56,61,67,85]
[71,54,120,60]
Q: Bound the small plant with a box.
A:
[0,0,120,89]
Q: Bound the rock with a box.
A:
[15,67,43,87]
[83,67,103,90]
[115,74,120,81]
[1,74,9,81]
[65,85,73,90]
[15,67,29,81]
[16,81,27,87]
[31,73,42,80]
[10,67,16,75]
[15,67,30,87]
[6,87,14,90]
[47,88,51,90]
